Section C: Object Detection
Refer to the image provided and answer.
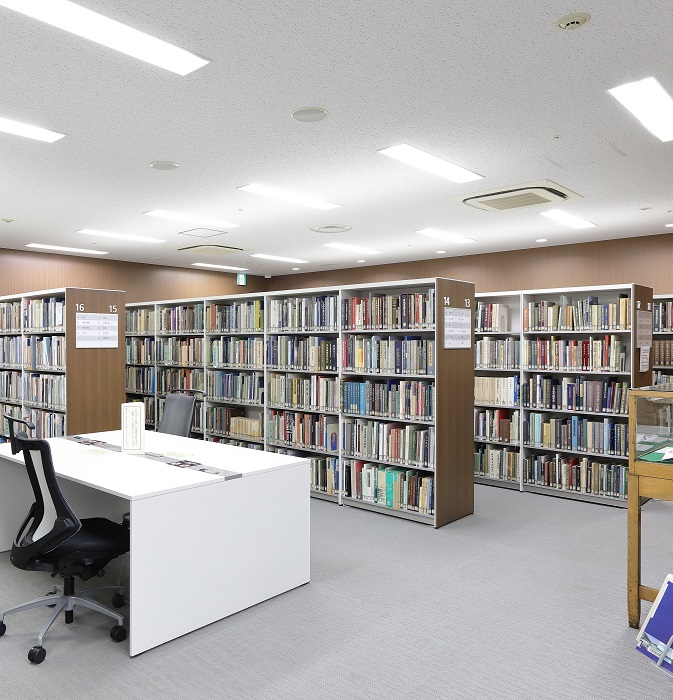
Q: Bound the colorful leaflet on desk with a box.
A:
[66,436,241,480]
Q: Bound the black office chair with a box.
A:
[0,414,130,664]
[157,389,202,437]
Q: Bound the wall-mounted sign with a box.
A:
[236,273,247,286]
[75,312,118,348]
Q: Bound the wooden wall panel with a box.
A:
[268,234,673,295]
[0,248,266,302]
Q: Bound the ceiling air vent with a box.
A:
[457,180,581,212]
[178,244,244,256]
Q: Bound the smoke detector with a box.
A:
[556,12,591,30]
[310,225,352,234]
[454,180,581,212]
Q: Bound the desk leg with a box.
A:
[628,473,641,628]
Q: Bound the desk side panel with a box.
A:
[128,462,310,656]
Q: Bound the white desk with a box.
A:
[0,431,310,656]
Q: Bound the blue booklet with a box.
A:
[636,574,673,675]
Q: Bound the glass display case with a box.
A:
[628,384,673,628]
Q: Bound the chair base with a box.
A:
[0,577,126,649]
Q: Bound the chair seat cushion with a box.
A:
[43,517,130,561]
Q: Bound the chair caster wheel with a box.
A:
[0,621,6,637]
[111,593,126,608]
[28,646,46,664]
[110,625,127,642]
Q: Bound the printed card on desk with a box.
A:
[636,574,673,675]
[121,402,145,454]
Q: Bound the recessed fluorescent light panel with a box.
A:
[416,228,476,243]
[0,0,209,76]
[539,209,596,229]
[192,263,248,271]
[0,115,64,142]
[323,242,382,255]
[608,77,673,142]
[144,210,239,228]
[250,253,309,263]
[26,243,108,255]
[378,144,483,183]
[78,228,165,243]
[238,184,340,210]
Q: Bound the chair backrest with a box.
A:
[3,414,80,571]
[156,391,198,437]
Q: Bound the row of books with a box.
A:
[24,406,66,439]
[209,336,264,369]
[158,303,204,334]
[653,301,673,333]
[0,370,22,401]
[209,436,263,450]
[475,302,510,333]
[652,340,673,367]
[342,378,434,422]
[206,300,264,333]
[522,295,630,332]
[341,289,436,331]
[474,375,519,406]
[156,367,204,394]
[126,308,155,334]
[522,413,628,456]
[343,460,434,515]
[522,335,627,372]
[522,454,627,499]
[267,295,338,332]
[309,456,340,495]
[267,372,339,412]
[266,335,337,372]
[0,335,67,370]
[341,418,434,468]
[0,301,22,332]
[475,336,520,369]
[341,335,435,375]
[267,410,339,453]
[126,396,156,424]
[126,337,154,364]
[205,406,263,439]
[24,297,65,332]
[0,336,23,367]
[156,336,204,366]
[126,366,155,393]
[474,445,519,482]
[23,373,66,410]
[207,371,263,404]
[520,375,629,414]
[474,408,520,444]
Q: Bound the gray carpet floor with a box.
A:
[1,485,673,699]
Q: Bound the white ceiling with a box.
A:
[1,0,673,278]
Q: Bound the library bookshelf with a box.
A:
[474,284,652,507]
[0,287,125,438]
[124,278,475,528]
[652,295,673,385]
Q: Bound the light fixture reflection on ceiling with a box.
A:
[144,210,239,228]
[0,115,64,142]
[378,144,483,183]
[436,250,446,254]
[78,228,165,243]
[608,77,673,142]
[150,161,179,170]
[26,243,108,255]
[323,242,382,255]
[0,0,209,75]
[251,253,309,263]
[665,223,673,228]
[539,209,596,229]
[238,184,340,210]
[416,228,476,243]
[191,263,248,271]
[536,238,548,243]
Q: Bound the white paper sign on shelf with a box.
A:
[76,312,119,348]
[640,346,651,372]
[121,402,145,454]
[444,307,472,349]
[637,310,653,349]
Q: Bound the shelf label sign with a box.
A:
[75,312,119,348]
[236,273,247,286]
[636,310,653,349]
[443,307,472,349]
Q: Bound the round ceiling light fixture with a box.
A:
[150,161,179,170]
[555,12,591,30]
[291,107,328,122]
[310,224,352,234]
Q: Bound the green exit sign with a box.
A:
[236,273,247,286]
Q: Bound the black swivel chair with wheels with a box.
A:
[0,414,130,664]
[157,389,202,437]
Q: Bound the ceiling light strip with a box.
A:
[144,210,239,228]
[0,115,64,142]
[26,243,108,255]
[378,144,483,183]
[78,228,165,243]
[608,77,673,142]
[539,209,596,229]
[238,184,340,210]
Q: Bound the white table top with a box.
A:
[0,430,307,501]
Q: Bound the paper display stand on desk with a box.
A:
[121,401,145,454]
[636,574,673,675]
